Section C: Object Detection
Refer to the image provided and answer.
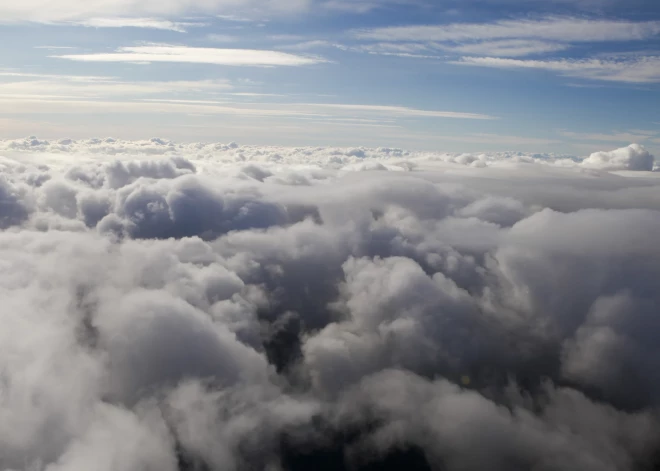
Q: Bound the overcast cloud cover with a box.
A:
[0,138,659,470]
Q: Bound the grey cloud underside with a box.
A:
[0,139,659,471]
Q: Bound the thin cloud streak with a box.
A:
[354,17,660,43]
[454,56,660,83]
[0,95,495,121]
[55,46,329,67]
[0,0,312,23]
[300,103,497,119]
[0,78,233,98]
[70,17,206,32]
[437,39,570,57]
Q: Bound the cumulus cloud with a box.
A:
[582,143,655,170]
[0,138,659,471]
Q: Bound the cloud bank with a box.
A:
[0,138,659,471]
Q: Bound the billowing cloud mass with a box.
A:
[0,137,659,471]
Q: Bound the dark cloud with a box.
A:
[0,143,658,471]
[0,176,30,228]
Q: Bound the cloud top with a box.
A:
[0,139,659,470]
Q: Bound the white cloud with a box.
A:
[0,80,496,123]
[34,46,77,50]
[0,0,312,23]
[0,138,653,170]
[322,0,413,14]
[268,34,307,41]
[560,130,659,143]
[279,40,340,51]
[206,33,240,43]
[216,14,262,22]
[0,141,659,471]
[322,0,380,13]
[581,143,655,170]
[445,133,561,146]
[70,17,206,32]
[354,17,660,43]
[0,71,115,82]
[454,56,660,83]
[350,38,568,59]
[55,45,328,67]
[353,42,435,55]
[300,103,496,120]
[349,17,660,62]
[229,92,286,97]
[437,39,570,57]
[0,97,334,119]
[0,75,233,98]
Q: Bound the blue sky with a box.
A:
[1,0,659,154]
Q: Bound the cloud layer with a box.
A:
[0,0,312,23]
[0,139,659,471]
[351,16,660,83]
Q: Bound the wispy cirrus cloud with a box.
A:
[54,46,328,67]
[0,71,114,81]
[349,17,660,62]
[70,17,206,32]
[353,17,660,43]
[345,15,660,84]
[454,56,660,83]
[33,46,77,50]
[206,34,240,43]
[436,39,570,57]
[302,103,496,120]
[322,0,417,14]
[0,0,312,23]
[0,84,496,123]
[279,40,343,51]
[216,14,261,22]
[560,129,660,143]
[0,74,232,98]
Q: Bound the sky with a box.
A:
[1,0,660,154]
[2,3,660,469]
